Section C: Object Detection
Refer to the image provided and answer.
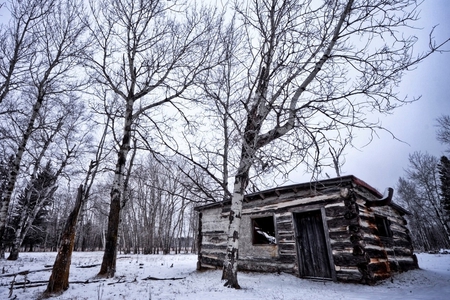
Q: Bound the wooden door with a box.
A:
[294,210,332,279]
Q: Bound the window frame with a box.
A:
[374,214,393,238]
[251,215,277,245]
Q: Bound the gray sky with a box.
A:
[292,0,450,193]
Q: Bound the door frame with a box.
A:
[292,207,336,281]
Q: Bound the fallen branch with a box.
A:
[142,276,185,281]
[107,276,126,285]
[0,268,52,278]
[76,264,101,269]
[8,278,108,289]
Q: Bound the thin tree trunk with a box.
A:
[7,203,30,260]
[44,184,83,295]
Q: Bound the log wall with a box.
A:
[196,178,418,284]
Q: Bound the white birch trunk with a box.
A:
[0,93,45,258]
[98,98,133,277]
[222,152,252,288]
[221,0,355,288]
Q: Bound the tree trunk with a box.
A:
[98,99,133,277]
[44,185,83,295]
[222,149,252,289]
[98,187,122,277]
[0,94,46,258]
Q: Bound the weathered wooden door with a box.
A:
[294,210,332,279]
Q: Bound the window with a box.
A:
[252,216,276,245]
[375,215,392,237]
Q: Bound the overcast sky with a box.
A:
[291,0,450,193]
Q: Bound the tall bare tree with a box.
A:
[0,0,88,258]
[170,13,247,204]
[397,152,450,250]
[212,0,449,288]
[86,0,219,277]
[0,0,50,105]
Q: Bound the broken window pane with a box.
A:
[375,215,393,237]
[252,216,276,245]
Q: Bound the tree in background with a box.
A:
[438,156,450,229]
[7,162,57,260]
[396,152,450,250]
[437,115,450,151]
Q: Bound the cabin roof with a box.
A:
[194,175,409,215]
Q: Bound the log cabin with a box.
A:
[194,175,418,284]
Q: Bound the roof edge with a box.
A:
[193,175,408,214]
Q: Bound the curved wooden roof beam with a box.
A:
[365,187,394,207]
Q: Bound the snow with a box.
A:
[1,251,449,300]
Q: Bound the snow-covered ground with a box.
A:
[0,251,449,300]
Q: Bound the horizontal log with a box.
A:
[275,214,293,221]
[278,243,295,251]
[202,230,226,235]
[335,267,363,282]
[368,260,391,281]
[325,206,347,218]
[329,241,353,251]
[333,253,368,267]
[200,243,227,251]
[364,246,389,259]
[279,249,297,255]
[328,230,350,240]
[238,260,294,274]
[276,222,293,231]
[200,249,226,258]
[326,216,350,229]
[392,248,414,257]
[242,193,342,215]
[397,259,419,271]
[199,263,221,269]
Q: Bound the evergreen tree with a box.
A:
[7,162,57,259]
[0,156,14,205]
[439,156,450,225]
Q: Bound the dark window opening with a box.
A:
[375,215,392,237]
[252,216,276,245]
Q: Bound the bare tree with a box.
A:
[396,152,450,250]
[437,115,450,151]
[209,0,450,288]
[327,135,352,177]
[86,0,218,277]
[0,0,51,104]
[0,0,88,258]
